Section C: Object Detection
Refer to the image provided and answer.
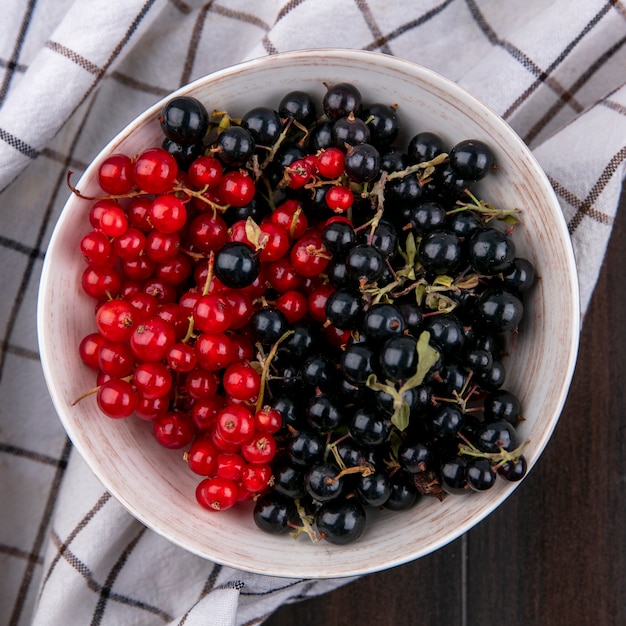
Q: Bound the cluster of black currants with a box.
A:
[159,83,535,545]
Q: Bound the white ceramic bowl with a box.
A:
[37,49,580,578]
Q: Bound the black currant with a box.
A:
[407,131,446,164]
[159,96,209,145]
[418,228,463,275]
[253,491,297,535]
[305,463,344,502]
[465,457,497,491]
[278,90,318,127]
[241,106,283,146]
[213,241,260,288]
[315,498,367,545]
[340,342,375,385]
[468,227,515,275]
[344,143,381,182]
[449,139,495,181]
[473,287,524,333]
[323,82,362,120]
[349,406,391,447]
[359,102,399,148]
[250,305,288,346]
[378,334,418,383]
[215,125,256,166]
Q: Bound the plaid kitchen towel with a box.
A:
[1,1,625,625]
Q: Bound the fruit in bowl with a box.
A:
[37,49,579,578]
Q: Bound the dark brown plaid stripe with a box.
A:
[0,0,37,106]
[180,2,214,88]
[91,526,148,625]
[354,0,392,55]
[40,492,111,588]
[567,145,626,234]
[0,441,67,467]
[8,439,72,626]
[48,528,173,622]
[524,34,626,145]
[502,1,618,120]
[0,543,43,565]
[363,0,455,51]
[45,40,101,75]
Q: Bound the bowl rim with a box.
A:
[37,48,581,578]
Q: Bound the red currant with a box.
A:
[133,148,178,194]
[153,410,195,449]
[196,476,239,511]
[97,153,134,195]
[97,378,138,418]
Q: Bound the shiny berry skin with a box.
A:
[378,334,418,382]
[192,294,233,334]
[130,316,176,362]
[323,82,362,120]
[344,143,380,182]
[96,378,138,418]
[288,429,325,467]
[468,227,515,275]
[222,363,261,401]
[253,491,296,534]
[153,410,195,449]
[340,342,375,385]
[476,420,518,453]
[196,476,239,511]
[213,241,260,288]
[362,303,406,342]
[79,332,107,370]
[250,306,288,346]
[242,463,273,493]
[325,185,354,213]
[216,126,255,167]
[270,200,308,240]
[316,499,366,545]
[449,139,495,181]
[97,153,134,195]
[150,195,187,236]
[242,433,277,465]
[418,229,463,275]
[305,463,344,501]
[194,332,234,371]
[290,231,330,277]
[321,220,356,257]
[498,455,527,482]
[133,148,178,194]
[279,90,318,127]
[466,457,497,491]
[219,171,255,207]
[317,147,345,179]
[407,131,446,164]
[349,407,391,447]
[132,361,172,400]
[95,299,137,342]
[80,230,113,268]
[216,403,255,446]
[501,257,536,292]
[483,389,521,425]
[188,154,223,189]
[440,456,470,495]
[356,469,391,507]
[82,266,122,300]
[345,244,385,283]
[186,437,219,476]
[159,96,209,145]
[242,106,283,146]
[473,287,524,333]
[359,103,399,149]
[325,289,362,330]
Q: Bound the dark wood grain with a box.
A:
[265,194,626,626]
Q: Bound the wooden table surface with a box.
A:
[265,193,626,626]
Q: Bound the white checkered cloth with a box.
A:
[1,1,625,625]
